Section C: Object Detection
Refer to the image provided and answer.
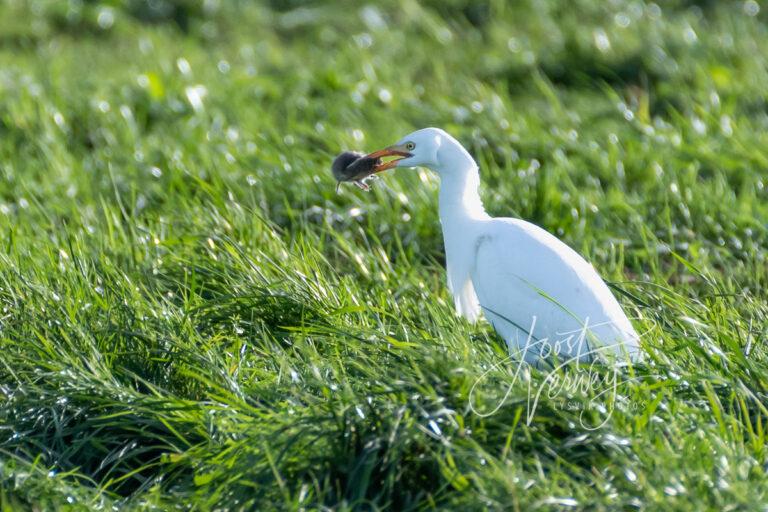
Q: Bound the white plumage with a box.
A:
[368,127,639,363]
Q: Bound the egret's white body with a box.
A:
[370,128,639,363]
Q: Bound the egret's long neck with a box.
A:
[435,139,487,322]
[437,145,488,227]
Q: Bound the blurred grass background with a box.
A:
[0,0,766,509]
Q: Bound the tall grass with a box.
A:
[0,0,766,509]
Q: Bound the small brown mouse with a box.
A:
[331,151,381,192]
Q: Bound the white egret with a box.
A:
[366,128,639,363]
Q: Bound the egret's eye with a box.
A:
[405,142,416,151]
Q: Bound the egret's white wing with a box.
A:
[471,218,639,362]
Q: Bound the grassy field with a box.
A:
[0,0,767,509]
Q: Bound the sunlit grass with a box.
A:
[0,0,766,509]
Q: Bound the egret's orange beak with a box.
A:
[365,145,412,173]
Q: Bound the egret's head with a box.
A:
[366,127,448,173]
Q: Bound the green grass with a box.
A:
[0,0,767,509]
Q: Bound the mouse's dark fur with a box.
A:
[332,151,381,191]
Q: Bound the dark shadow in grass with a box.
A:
[189,290,327,340]
[0,381,206,498]
[186,398,450,509]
